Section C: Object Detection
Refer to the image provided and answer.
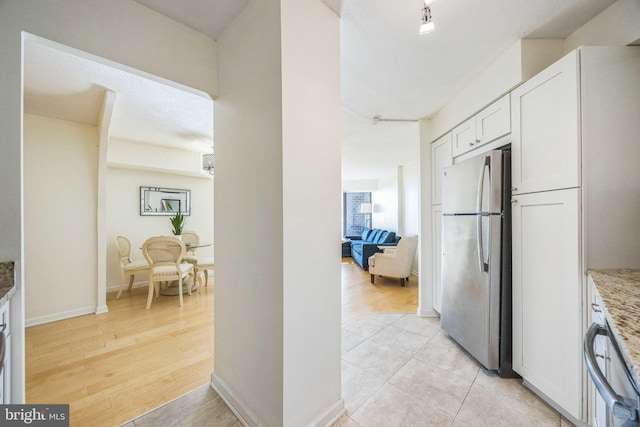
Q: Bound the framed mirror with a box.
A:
[140,187,191,216]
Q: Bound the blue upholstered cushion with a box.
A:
[381,231,396,243]
[351,243,362,255]
[367,229,381,242]
[361,227,371,241]
[376,231,389,243]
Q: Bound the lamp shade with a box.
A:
[360,203,373,214]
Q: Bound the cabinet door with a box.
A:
[431,205,443,313]
[512,188,582,420]
[451,117,475,158]
[431,133,452,205]
[475,94,510,146]
[511,51,580,194]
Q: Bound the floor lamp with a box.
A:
[360,203,372,229]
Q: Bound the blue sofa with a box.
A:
[346,227,401,271]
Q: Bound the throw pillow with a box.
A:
[368,229,382,242]
[376,231,389,243]
[361,227,371,241]
[382,231,396,243]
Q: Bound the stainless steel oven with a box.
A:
[585,317,640,427]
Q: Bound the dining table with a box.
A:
[158,242,212,296]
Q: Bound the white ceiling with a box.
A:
[338,0,615,180]
[23,0,617,180]
[23,39,214,154]
[341,0,616,120]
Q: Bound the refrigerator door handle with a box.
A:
[476,156,489,214]
[476,216,489,272]
[476,156,490,272]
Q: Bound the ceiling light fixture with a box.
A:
[202,147,214,175]
[419,0,435,35]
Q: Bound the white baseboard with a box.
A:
[106,280,148,294]
[95,305,109,314]
[211,373,259,427]
[26,305,96,327]
[310,399,345,427]
[416,305,440,318]
[211,372,345,427]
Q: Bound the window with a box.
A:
[343,192,372,236]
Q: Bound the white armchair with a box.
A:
[368,236,418,286]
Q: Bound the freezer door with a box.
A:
[442,150,503,215]
[441,214,502,370]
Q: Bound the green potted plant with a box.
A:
[169,210,185,238]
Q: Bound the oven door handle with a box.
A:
[584,322,638,421]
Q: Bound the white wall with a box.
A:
[426,39,564,143]
[369,160,421,275]
[402,159,420,273]
[22,115,215,324]
[214,0,342,425]
[213,0,284,423]
[341,179,377,192]
[281,0,342,423]
[372,168,400,233]
[106,167,213,293]
[564,0,640,52]
[0,0,218,402]
[108,138,207,176]
[401,160,420,238]
[23,114,99,324]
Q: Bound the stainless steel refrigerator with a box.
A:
[440,148,516,377]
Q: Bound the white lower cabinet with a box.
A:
[512,188,582,420]
[431,205,443,313]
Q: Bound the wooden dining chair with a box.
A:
[114,235,149,299]
[180,230,200,264]
[141,236,194,309]
[196,256,214,287]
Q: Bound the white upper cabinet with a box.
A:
[431,133,452,205]
[510,51,580,195]
[451,117,475,158]
[475,94,510,146]
[452,95,510,158]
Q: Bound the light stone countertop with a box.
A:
[588,269,640,386]
[0,261,16,308]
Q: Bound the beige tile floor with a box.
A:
[123,313,574,427]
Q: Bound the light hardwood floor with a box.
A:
[25,258,418,427]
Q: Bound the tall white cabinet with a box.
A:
[510,47,640,423]
[430,133,452,312]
